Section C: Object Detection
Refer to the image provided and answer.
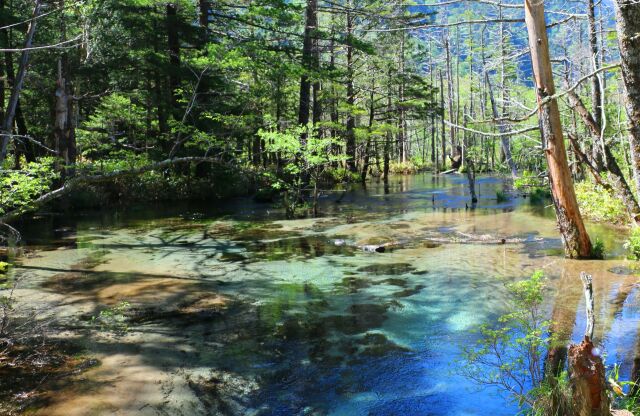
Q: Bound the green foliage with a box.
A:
[591,238,605,260]
[389,161,421,174]
[0,157,59,216]
[575,181,627,224]
[514,170,546,190]
[0,262,8,275]
[77,93,151,158]
[609,363,640,413]
[327,167,360,183]
[259,124,346,217]
[90,301,131,335]
[461,271,558,412]
[624,227,640,260]
[528,372,575,416]
[496,190,509,203]
[528,187,551,205]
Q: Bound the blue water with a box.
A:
[12,173,639,415]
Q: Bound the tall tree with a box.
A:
[524,0,592,258]
[613,0,640,204]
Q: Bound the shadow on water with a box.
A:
[6,172,640,415]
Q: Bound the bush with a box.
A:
[460,271,575,414]
[389,161,420,174]
[625,227,640,260]
[514,170,546,190]
[591,238,605,259]
[496,190,509,203]
[326,167,360,183]
[529,187,551,204]
[0,157,59,216]
[575,181,627,224]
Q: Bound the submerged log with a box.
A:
[568,272,611,416]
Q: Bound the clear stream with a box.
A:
[8,173,640,415]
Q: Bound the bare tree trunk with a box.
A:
[54,2,76,174]
[199,0,209,44]
[567,91,640,222]
[439,70,446,169]
[362,81,375,183]
[0,0,41,164]
[167,3,181,116]
[444,32,455,151]
[568,273,610,416]
[486,73,517,178]
[345,6,356,172]
[587,0,603,133]
[524,0,592,258]
[383,68,392,185]
[298,0,317,130]
[613,0,640,204]
[398,32,407,163]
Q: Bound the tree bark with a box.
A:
[439,70,446,169]
[345,6,356,172]
[524,0,592,258]
[568,273,610,416]
[486,73,517,178]
[0,0,41,164]
[613,0,640,205]
[166,3,181,115]
[298,0,317,130]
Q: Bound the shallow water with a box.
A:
[6,173,640,415]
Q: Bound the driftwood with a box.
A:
[568,272,611,416]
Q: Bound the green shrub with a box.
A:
[0,157,59,216]
[575,181,627,224]
[460,271,575,414]
[529,187,551,204]
[327,167,360,183]
[514,170,546,190]
[496,190,509,203]
[591,238,605,259]
[389,161,419,174]
[625,227,640,260]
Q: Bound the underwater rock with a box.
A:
[189,370,260,416]
[357,263,416,276]
[388,223,411,230]
[392,284,426,298]
[608,266,635,276]
[219,252,248,263]
[339,276,371,292]
[322,303,389,335]
[357,332,411,357]
[382,277,408,287]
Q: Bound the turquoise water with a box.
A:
[7,173,639,415]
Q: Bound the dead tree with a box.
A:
[568,272,610,416]
[524,0,592,258]
[613,0,640,205]
[0,0,42,164]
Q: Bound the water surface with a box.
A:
[7,173,640,415]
